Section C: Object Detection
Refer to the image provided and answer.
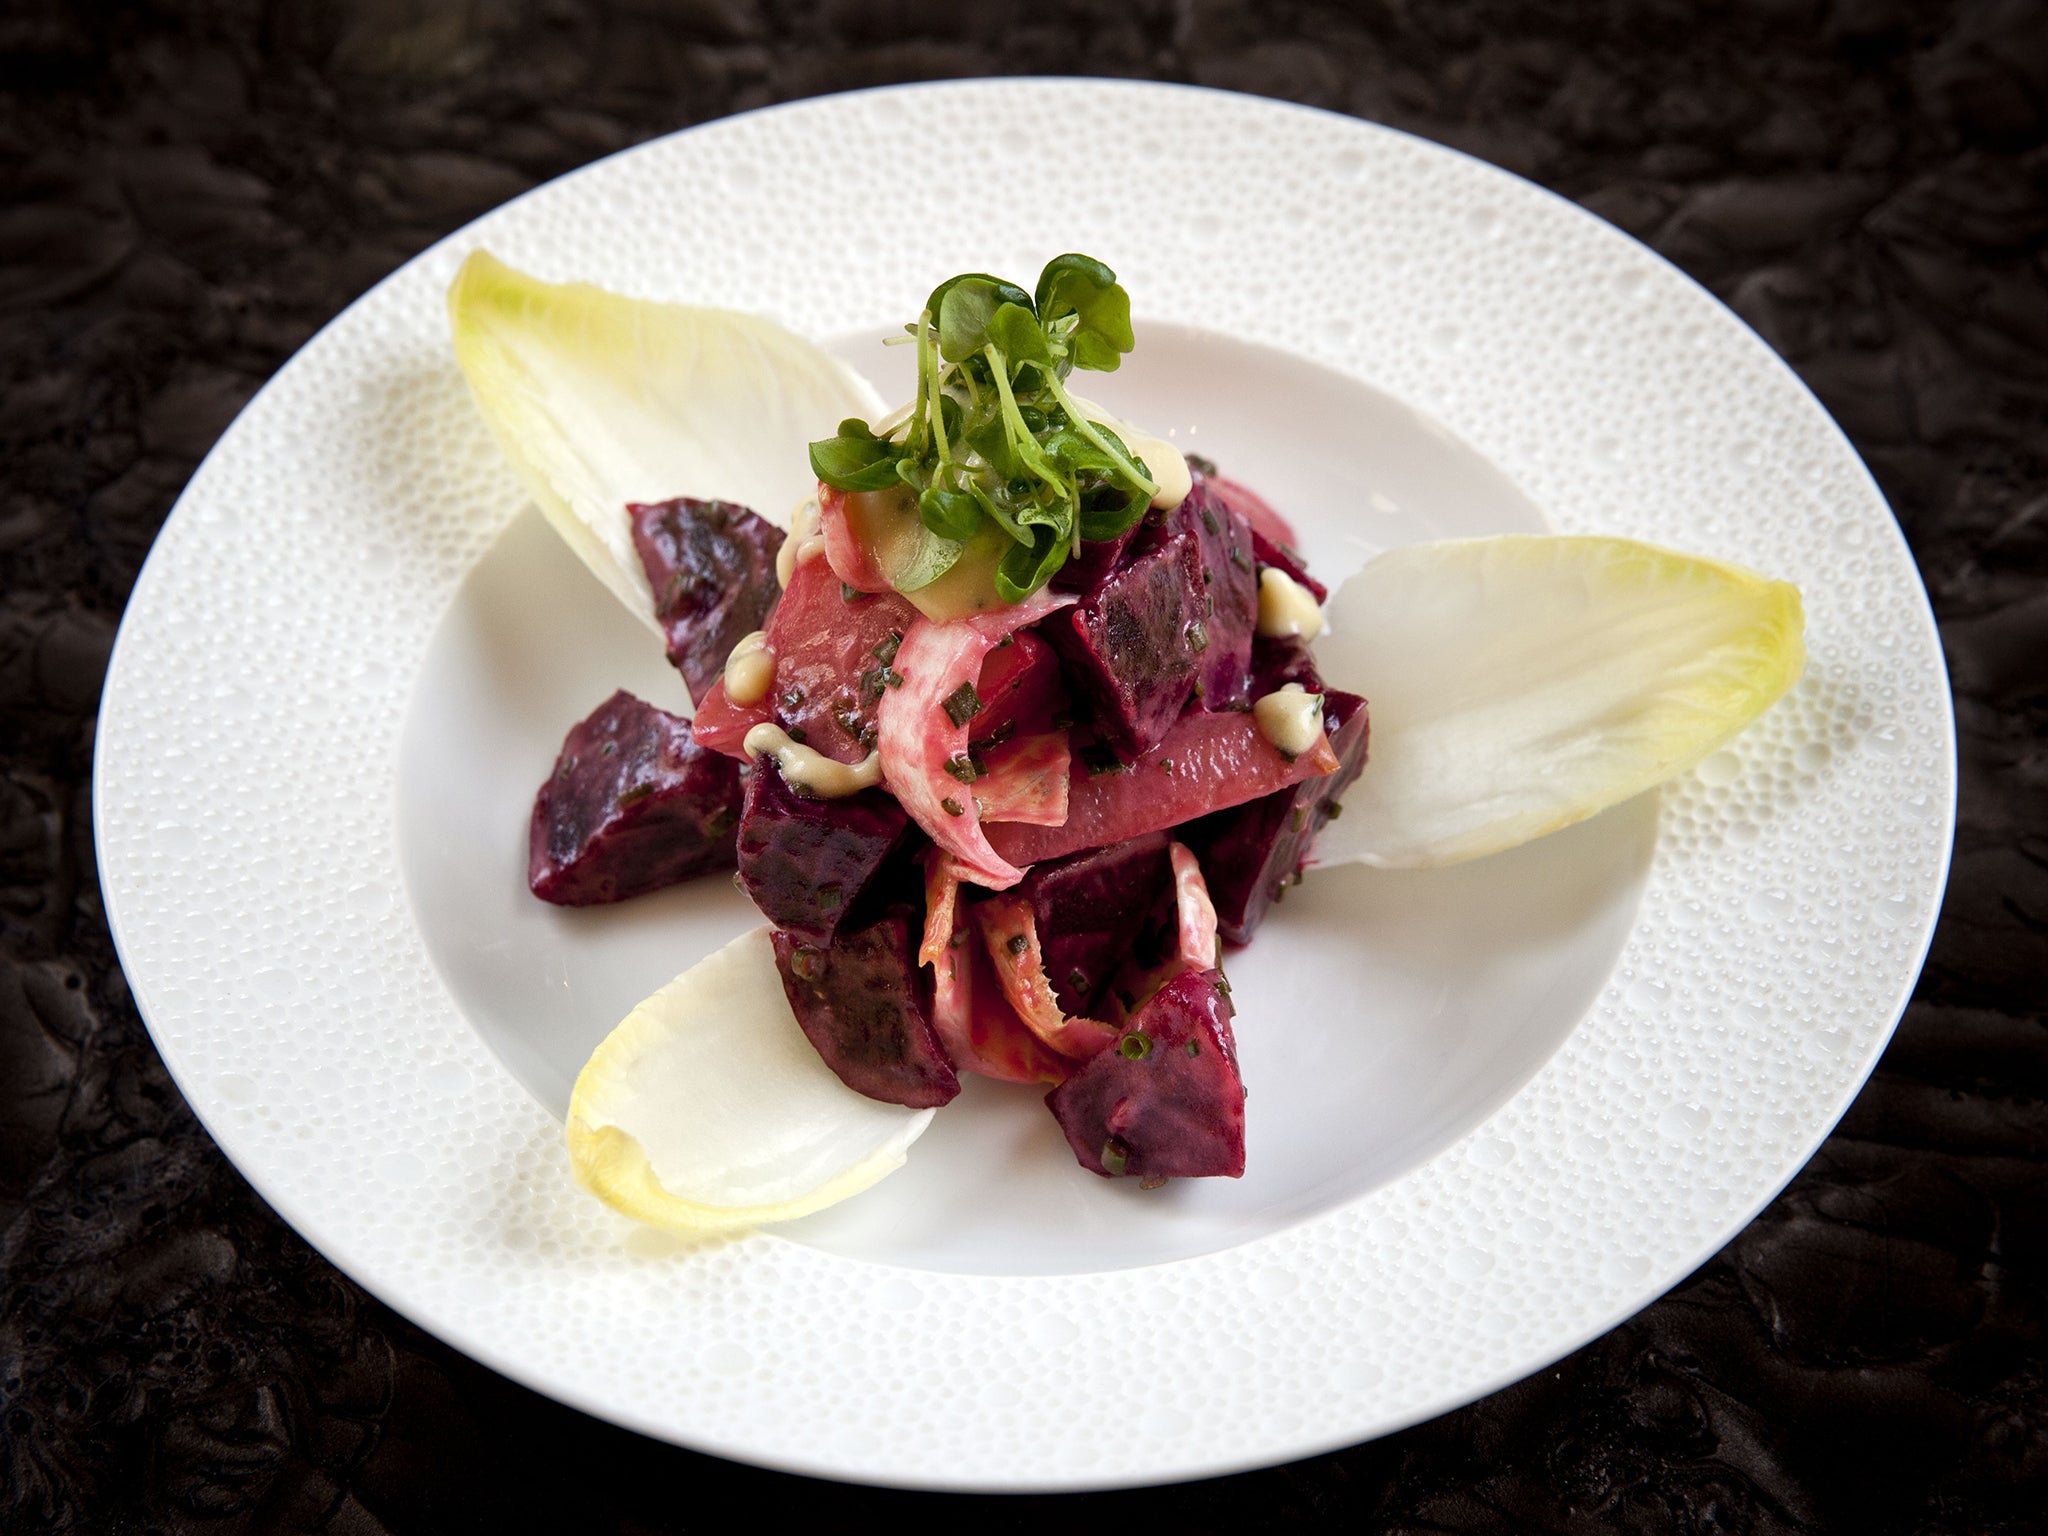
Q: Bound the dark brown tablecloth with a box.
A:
[5,2,2045,1529]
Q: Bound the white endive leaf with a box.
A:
[448,250,886,632]
[1315,535,1805,868]
[567,926,934,1234]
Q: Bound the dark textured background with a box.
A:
[4,1,2046,1530]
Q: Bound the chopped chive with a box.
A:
[616,783,654,806]
[1082,744,1126,778]
[1186,620,1210,653]
[816,883,843,911]
[1101,1138,1130,1176]
[1230,547,1254,575]
[1160,759,1175,774]
[943,753,978,783]
[1185,1039,1200,1057]
[873,630,903,664]
[786,725,808,745]
[1006,934,1028,956]
[1201,506,1220,536]
[600,740,616,757]
[941,796,964,817]
[1118,1031,1152,1060]
[941,680,982,727]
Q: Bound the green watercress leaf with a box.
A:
[1035,254,1134,373]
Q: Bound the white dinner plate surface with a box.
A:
[95,80,1953,1490]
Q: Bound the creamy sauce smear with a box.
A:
[1256,567,1325,640]
[743,723,882,798]
[1253,682,1326,759]
[722,631,775,706]
[776,495,822,588]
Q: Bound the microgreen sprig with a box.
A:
[808,254,1156,604]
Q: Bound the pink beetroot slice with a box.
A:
[528,691,742,906]
[1045,967,1245,1180]
[984,709,1339,868]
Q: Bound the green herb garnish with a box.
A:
[941,680,982,727]
[807,254,1154,604]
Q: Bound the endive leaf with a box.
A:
[567,926,933,1235]
[1315,535,1805,868]
[448,250,886,633]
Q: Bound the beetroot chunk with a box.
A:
[1051,522,1139,597]
[1046,530,1205,758]
[1250,526,1327,604]
[630,497,786,706]
[1045,967,1244,1180]
[1187,685,1370,944]
[1014,832,1173,1017]
[736,760,910,942]
[528,691,742,905]
[773,915,959,1108]
[1135,475,1259,711]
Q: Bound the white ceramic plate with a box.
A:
[95,81,1954,1490]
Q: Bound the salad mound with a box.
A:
[528,254,1362,1187]
[450,248,1807,1232]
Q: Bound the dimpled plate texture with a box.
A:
[94,81,1954,1490]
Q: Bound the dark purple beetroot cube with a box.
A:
[1045,967,1244,1180]
[1250,525,1327,603]
[1046,530,1205,758]
[1134,476,1258,711]
[773,914,959,1109]
[630,497,786,707]
[1015,832,1172,1017]
[736,758,910,941]
[1251,634,1323,695]
[1052,523,1139,597]
[1185,687,1370,944]
[528,690,743,905]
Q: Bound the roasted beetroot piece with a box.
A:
[735,758,911,941]
[1249,526,1327,604]
[1051,522,1139,596]
[1251,634,1324,695]
[986,709,1340,868]
[528,691,742,905]
[1045,967,1245,1180]
[1044,530,1205,757]
[968,631,1065,745]
[773,914,959,1109]
[1204,469,1300,551]
[1135,475,1258,711]
[692,552,925,766]
[1187,688,1370,944]
[1014,832,1173,1017]
[629,498,786,707]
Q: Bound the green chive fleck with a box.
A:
[941,680,982,727]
